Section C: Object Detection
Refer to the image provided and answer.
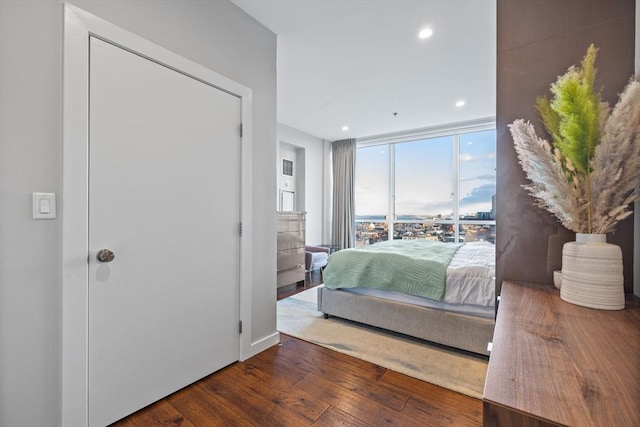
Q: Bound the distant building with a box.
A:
[476,211,493,220]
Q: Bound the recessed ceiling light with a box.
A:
[455,100,466,107]
[341,125,349,131]
[418,28,433,39]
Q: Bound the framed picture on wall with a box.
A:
[282,158,293,176]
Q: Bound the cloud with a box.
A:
[459,152,497,162]
[460,174,496,182]
[460,183,496,206]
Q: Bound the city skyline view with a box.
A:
[355,129,496,219]
[355,129,496,245]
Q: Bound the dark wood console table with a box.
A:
[483,281,640,426]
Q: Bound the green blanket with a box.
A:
[322,240,462,301]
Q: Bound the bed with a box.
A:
[317,240,496,355]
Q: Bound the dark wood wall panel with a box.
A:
[496,0,636,294]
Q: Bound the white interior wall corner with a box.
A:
[0,2,276,426]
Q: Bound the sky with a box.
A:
[355,129,496,218]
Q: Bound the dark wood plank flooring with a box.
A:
[111,270,482,426]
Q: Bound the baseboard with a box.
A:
[242,331,280,361]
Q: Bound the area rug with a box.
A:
[277,286,488,399]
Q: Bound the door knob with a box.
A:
[96,249,115,263]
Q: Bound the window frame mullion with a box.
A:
[388,144,395,239]
[453,134,460,243]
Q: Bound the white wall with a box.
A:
[0,1,276,426]
[277,124,329,245]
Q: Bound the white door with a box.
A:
[88,37,241,426]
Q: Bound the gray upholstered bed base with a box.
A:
[317,287,494,356]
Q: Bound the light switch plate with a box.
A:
[33,192,56,219]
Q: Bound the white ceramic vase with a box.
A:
[560,233,624,310]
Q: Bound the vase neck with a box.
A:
[576,233,606,244]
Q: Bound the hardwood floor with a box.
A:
[111,271,483,426]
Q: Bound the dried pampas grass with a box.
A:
[510,46,640,234]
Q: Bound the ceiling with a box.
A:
[231,0,496,141]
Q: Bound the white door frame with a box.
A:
[62,4,253,425]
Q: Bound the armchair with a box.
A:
[304,245,330,278]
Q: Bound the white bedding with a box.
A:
[444,241,495,306]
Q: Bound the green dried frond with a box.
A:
[549,51,601,175]
[535,95,561,141]
[580,43,597,90]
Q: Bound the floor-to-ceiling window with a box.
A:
[354,145,389,244]
[355,123,496,247]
